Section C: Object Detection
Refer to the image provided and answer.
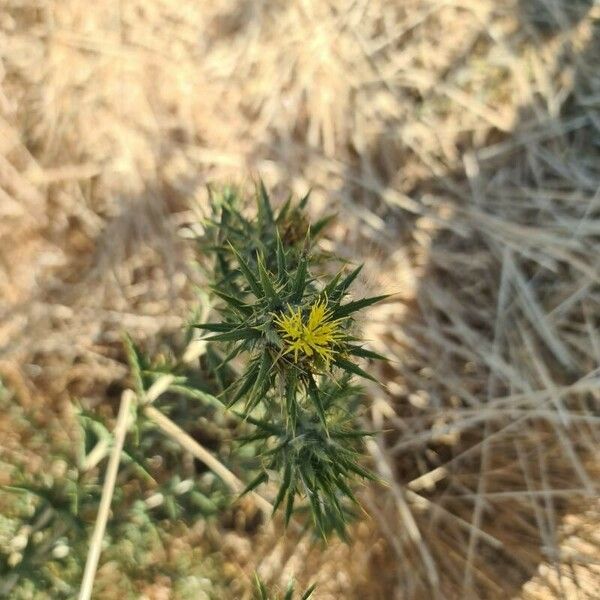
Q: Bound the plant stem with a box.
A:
[144,404,273,515]
[78,390,134,600]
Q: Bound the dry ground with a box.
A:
[1,0,600,598]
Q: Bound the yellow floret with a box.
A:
[273,298,343,364]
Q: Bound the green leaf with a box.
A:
[272,461,292,514]
[119,446,156,483]
[210,289,253,314]
[301,584,317,600]
[275,195,292,224]
[257,255,279,303]
[228,361,261,407]
[122,333,144,397]
[284,484,296,526]
[206,328,262,342]
[298,189,311,210]
[330,429,374,439]
[229,243,263,298]
[332,473,359,505]
[236,412,284,435]
[333,356,377,382]
[246,351,273,411]
[189,491,218,513]
[253,573,269,600]
[307,378,328,432]
[322,272,342,298]
[257,179,275,227]
[331,294,390,319]
[194,322,239,333]
[291,255,308,301]
[311,213,335,237]
[164,495,178,519]
[284,370,299,430]
[306,487,325,537]
[284,582,295,600]
[276,232,287,279]
[215,342,245,372]
[337,457,378,481]
[347,345,388,361]
[167,384,223,409]
[240,471,268,497]
[335,264,363,299]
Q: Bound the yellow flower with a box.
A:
[273,298,343,364]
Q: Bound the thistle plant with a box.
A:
[0,183,388,598]
[196,183,388,537]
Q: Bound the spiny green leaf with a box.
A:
[275,195,292,224]
[210,289,253,314]
[335,264,364,298]
[272,461,292,514]
[229,243,263,298]
[235,412,283,435]
[228,360,261,407]
[276,232,287,279]
[206,328,262,342]
[253,573,269,600]
[330,429,375,439]
[122,333,144,397]
[332,473,359,505]
[246,350,273,411]
[347,345,388,361]
[298,189,311,210]
[337,457,378,481]
[311,213,335,237]
[257,255,279,303]
[307,378,328,432]
[291,255,308,301]
[333,356,377,382]
[301,584,317,600]
[306,488,326,537]
[284,479,296,525]
[214,341,245,373]
[240,471,268,497]
[285,370,299,430]
[331,294,390,319]
[257,179,275,227]
[194,322,239,333]
[322,272,342,298]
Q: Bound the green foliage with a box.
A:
[238,375,376,539]
[195,183,387,537]
[0,183,387,598]
[0,378,225,599]
[198,184,333,295]
[253,573,316,600]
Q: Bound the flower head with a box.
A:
[273,297,344,364]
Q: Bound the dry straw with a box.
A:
[2,0,600,597]
[78,390,134,600]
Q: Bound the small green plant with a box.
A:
[195,183,387,537]
[0,183,387,598]
[0,384,226,599]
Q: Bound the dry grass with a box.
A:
[1,0,599,598]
